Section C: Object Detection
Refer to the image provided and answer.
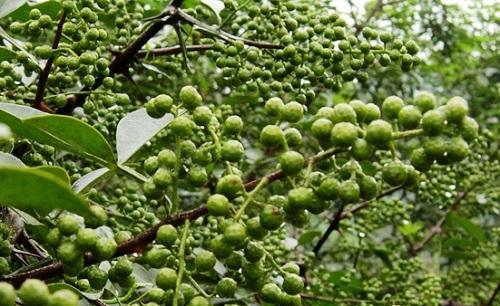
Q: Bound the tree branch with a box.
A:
[55,7,281,115]
[355,0,383,35]
[33,11,67,111]
[0,147,340,286]
[409,187,474,255]
[313,185,403,256]
[57,9,177,115]
[136,44,213,58]
[485,282,500,306]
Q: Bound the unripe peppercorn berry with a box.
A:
[382,96,405,119]
[216,277,237,297]
[0,282,16,306]
[331,122,359,147]
[19,279,50,306]
[157,149,177,168]
[445,96,468,123]
[193,106,212,126]
[265,97,284,116]
[364,103,381,123]
[207,194,230,216]
[224,223,247,246]
[280,151,304,175]
[261,283,282,303]
[331,103,357,123]
[156,224,178,246]
[195,250,216,271]
[398,105,422,129]
[156,268,177,290]
[221,140,244,162]
[410,148,433,172]
[170,116,194,137]
[415,91,436,112]
[338,180,360,203]
[315,177,339,200]
[179,85,202,110]
[365,119,393,146]
[260,125,285,147]
[281,101,303,123]
[283,273,304,295]
[382,160,408,186]
[259,205,284,231]
[311,118,333,140]
[422,110,445,136]
[57,214,80,236]
[216,174,244,198]
[460,116,478,141]
[224,115,243,134]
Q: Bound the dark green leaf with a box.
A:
[0,166,90,216]
[447,212,486,242]
[442,237,477,249]
[8,1,61,21]
[24,115,116,165]
[0,103,116,166]
[0,46,16,61]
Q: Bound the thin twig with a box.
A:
[410,187,474,255]
[485,282,500,306]
[355,0,383,35]
[33,11,67,110]
[313,185,403,256]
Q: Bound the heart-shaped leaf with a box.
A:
[116,108,173,164]
[0,166,90,216]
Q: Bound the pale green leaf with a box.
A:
[72,168,112,193]
[0,152,25,167]
[0,0,27,19]
[116,108,173,164]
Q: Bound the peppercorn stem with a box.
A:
[392,128,424,139]
[234,177,269,221]
[263,249,286,274]
[173,219,190,306]
[187,274,210,298]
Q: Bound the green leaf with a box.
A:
[298,230,322,245]
[398,222,424,237]
[116,108,173,164]
[34,165,70,185]
[0,166,90,216]
[72,168,112,193]
[24,115,116,165]
[9,1,61,21]
[0,27,41,68]
[0,152,25,167]
[442,237,477,249]
[447,212,486,242]
[0,103,116,166]
[0,46,16,61]
[0,0,27,19]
